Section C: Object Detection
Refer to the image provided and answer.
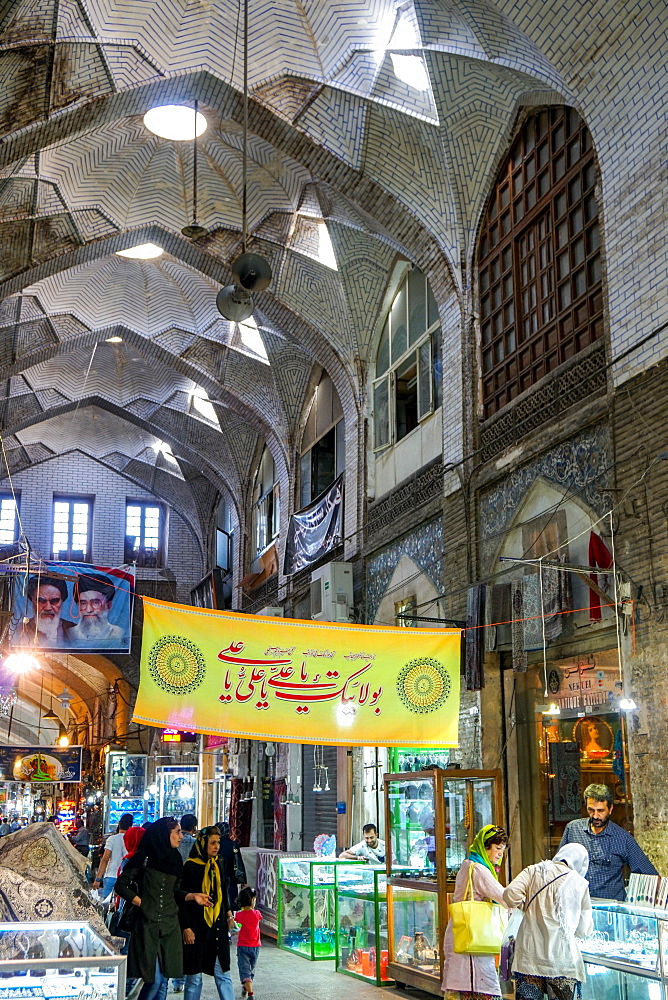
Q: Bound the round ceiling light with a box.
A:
[116,243,164,260]
[143,105,207,141]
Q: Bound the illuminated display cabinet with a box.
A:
[581,900,668,999]
[335,864,393,986]
[277,858,362,961]
[0,921,126,1000]
[104,752,155,831]
[384,768,503,995]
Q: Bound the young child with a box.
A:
[235,887,262,997]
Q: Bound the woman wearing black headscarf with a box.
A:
[115,818,211,1000]
[181,827,236,1000]
[216,821,246,909]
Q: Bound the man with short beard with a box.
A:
[71,573,125,645]
[24,575,76,647]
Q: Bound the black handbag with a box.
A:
[114,859,147,934]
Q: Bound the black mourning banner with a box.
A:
[283,475,343,576]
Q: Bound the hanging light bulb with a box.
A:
[56,687,73,710]
[4,653,40,673]
[178,782,193,799]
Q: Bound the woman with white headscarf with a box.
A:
[502,844,593,1000]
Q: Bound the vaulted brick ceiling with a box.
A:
[0,0,647,514]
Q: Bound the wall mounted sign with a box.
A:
[161,729,197,743]
[134,598,461,747]
[0,746,83,782]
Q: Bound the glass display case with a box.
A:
[388,749,450,773]
[156,764,198,819]
[0,921,126,1000]
[278,858,362,961]
[335,865,393,985]
[581,900,668,999]
[104,752,155,831]
[384,768,503,995]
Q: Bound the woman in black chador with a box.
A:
[115,818,211,1000]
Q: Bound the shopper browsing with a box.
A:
[93,812,134,900]
[234,888,262,998]
[339,823,385,864]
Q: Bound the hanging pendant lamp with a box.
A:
[182,100,208,239]
[217,0,272,321]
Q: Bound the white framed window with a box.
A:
[251,446,280,558]
[125,502,164,568]
[299,373,345,508]
[373,267,442,450]
[0,495,19,546]
[52,497,92,561]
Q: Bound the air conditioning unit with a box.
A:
[310,562,353,622]
[256,606,284,617]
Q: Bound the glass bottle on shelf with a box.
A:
[412,930,431,966]
[347,929,359,971]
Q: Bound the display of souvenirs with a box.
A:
[0,922,124,1000]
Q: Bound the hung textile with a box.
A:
[465,584,486,690]
[484,583,511,652]
[522,574,543,651]
[511,579,527,672]
[588,531,613,620]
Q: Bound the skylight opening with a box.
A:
[154,441,179,465]
[390,54,429,91]
[191,387,221,427]
[318,223,338,270]
[116,243,164,260]
[238,316,269,363]
[389,16,418,49]
[143,105,208,141]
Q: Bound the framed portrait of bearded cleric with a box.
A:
[10,562,135,653]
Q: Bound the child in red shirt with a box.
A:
[235,887,262,997]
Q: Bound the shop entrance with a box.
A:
[512,649,631,864]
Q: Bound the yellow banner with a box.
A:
[134,598,461,747]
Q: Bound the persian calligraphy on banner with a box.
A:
[134,598,461,747]
[283,475,343,576]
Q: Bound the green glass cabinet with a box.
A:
[335,865,393,985]
[277,858,362,961]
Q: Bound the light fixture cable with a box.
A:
[242,0,248,253]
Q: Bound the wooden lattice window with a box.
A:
[478,107,604,419]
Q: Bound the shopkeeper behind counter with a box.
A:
[340,823,385,864]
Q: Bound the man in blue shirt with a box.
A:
[558,783,657,900]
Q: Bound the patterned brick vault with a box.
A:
[0,0,667,585]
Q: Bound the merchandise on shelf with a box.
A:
[334,864,393,986]
[580,899,668,999]
[278,858,363,962]
[0,921,125,1000]
[104,753,155,831]
[384,768,503,996]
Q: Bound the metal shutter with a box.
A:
[301,745,338,851]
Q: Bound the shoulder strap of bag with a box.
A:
[525,870,568,910]
[465,859,475,901]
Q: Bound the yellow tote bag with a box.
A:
[450,862,507,955]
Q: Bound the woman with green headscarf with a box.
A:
[441,824,508,1000]
[180,826,236,1000]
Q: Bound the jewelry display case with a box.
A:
[277,859,362,961]
[0,921,126,1000]
[104,753,155,831]
[335,865,393,985]
[156,764,197,819]
[384,768,503,996]
[581,900,668,999]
